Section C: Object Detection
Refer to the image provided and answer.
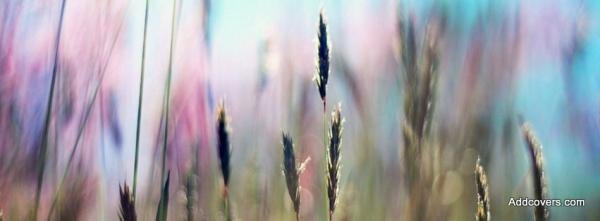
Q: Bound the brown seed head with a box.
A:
[475,158,490,221]
[521,122,549,221]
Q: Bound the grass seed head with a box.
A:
[327,104,344,218]
[521,122,549,221]
[119,183,137,221]
[475,158,490,221]
[216,101,231,187]
[314,9,330,106]
[282,133,301,218]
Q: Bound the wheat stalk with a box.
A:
[314,9,330,111]
[475,158,490,221]
[282,133,310,221]
[216,100,232,220]
[327,104,344,221]
[521,122,549,221]
[119,183,137,221]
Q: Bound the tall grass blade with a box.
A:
[33,0,67,219]
[47,12,125,219]
[160,0,178,189]
[133,0,151,198]
[156,171,170,221]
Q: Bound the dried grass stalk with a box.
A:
[521,122,549,221]
[314,9,330,109]
[327,104,344,220]
[475,158,490,221]
[119,183,137,221]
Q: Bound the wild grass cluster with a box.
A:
[0,0,598,220]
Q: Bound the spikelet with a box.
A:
[282,133,300,219]
[327,104,344,220]
[314,9,330,109]
[475,158,490,221]
[216,101,231,187]
[521,122,549,221]
[281,133,311,221]
[119,183,137,221]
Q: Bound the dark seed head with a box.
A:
[119,183,137,221]
[282,133,300,216]
[327,104,344,218]
[216,101,231,187]
[314,9,330,103]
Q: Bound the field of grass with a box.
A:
[1,0,599,220]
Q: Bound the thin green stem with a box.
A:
[160,0,178,188]
[45,18,123,219]
[33,0,66,220]
[323,103,327,221]
[223,191,232,221]
[133,0,151,198]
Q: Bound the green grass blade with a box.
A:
[133,0,151,198]
[33,0,67,220]
[156,171,170,221]
[46,15,125,220]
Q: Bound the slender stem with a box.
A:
[160,0,177,190]
[133,0,151,198]
[323,101,327,221]
[223,190,232,221]
[46,13,124,220]
[33,0,66,220]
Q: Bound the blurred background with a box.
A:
[1,0,599,220]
